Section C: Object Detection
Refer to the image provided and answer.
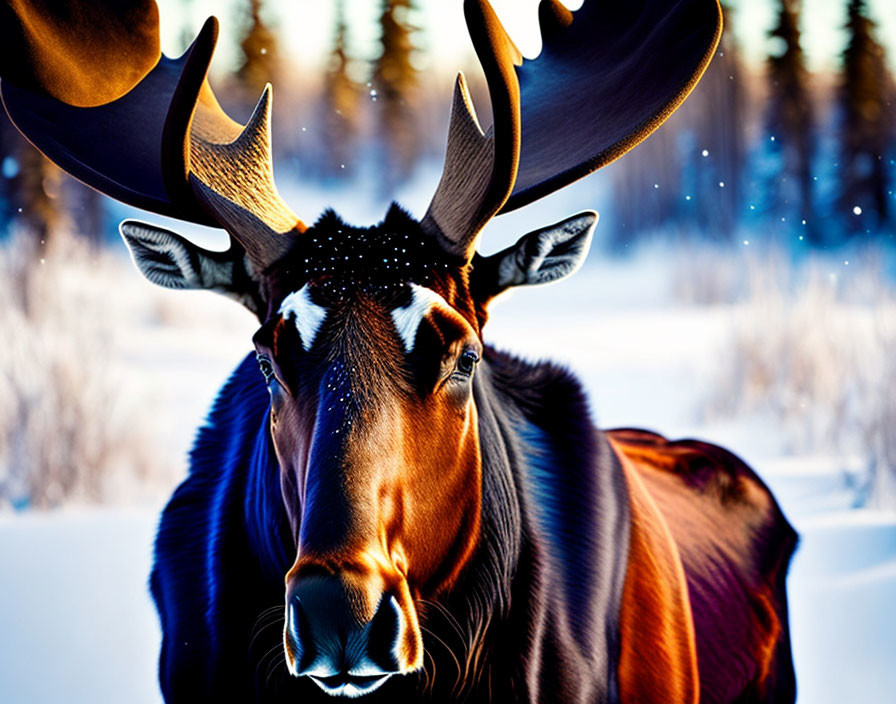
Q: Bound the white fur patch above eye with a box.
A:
[391,284,450,352]
[279,284,327,351]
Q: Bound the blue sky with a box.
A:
[159,0,896,74]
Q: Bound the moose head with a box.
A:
[1,0,721,696]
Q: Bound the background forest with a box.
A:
[2,0,894,251]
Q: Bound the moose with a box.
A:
[1,0,797,701]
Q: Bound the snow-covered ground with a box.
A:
[1,237,895,702]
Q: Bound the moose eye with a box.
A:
[456,349,479,376]
[256,354,275,384]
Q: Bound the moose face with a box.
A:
[253,212,484,693]
[264,283,484,692]
[120,206,596,696]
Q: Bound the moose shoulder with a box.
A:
[1,0,796,702]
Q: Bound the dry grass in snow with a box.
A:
[0,230,254,509]
[705,249,896,508]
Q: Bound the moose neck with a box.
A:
[410,350,631,701]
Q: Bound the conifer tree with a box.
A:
[839,0,895,231]
[4,143,64,315]
[609,124,682,247]
[177,0,196,55]
[689,2,747,240]
[319,0,361,177]
[372,0,421,189]
[15,144,62,256]
[3,119,101,250]
[611,5,746,244]
[236,0,280,99]
[765,0,815,240]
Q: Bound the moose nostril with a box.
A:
[365,595,404,673]
[285,599,314,675]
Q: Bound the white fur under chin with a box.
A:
[308,674,393,698]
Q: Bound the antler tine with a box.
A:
[421,0,522,260]
[190,83,304,270]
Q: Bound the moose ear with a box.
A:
[472,211,597,301]
[119,220,264,317]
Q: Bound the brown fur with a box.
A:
[609,429,797,703]
[267,287,486,674]
[614,445,700,703]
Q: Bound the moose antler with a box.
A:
[423,0,723,258]
[0,3,302,272]
[2,0,722,270]
[421,0,522,256]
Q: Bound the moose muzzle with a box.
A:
[284,569,422,697]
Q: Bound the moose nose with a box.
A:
[285,575,408,697]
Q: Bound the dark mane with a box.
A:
[448,347,630,701]
[266,204,467,304]
[150,353,293,699]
